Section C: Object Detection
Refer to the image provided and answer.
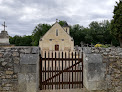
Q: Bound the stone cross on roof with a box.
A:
[2,21,7,31]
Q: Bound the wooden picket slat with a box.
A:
[62,52,63,89]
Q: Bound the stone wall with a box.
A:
[0,46,121,92]
[0,47,39,92]
[97,47,122,92]
[82,47,122,92]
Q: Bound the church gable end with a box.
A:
[42,22,72,40]
[39,21,74,51]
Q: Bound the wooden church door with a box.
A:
[55,45,59,51]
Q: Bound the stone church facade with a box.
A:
[39,21,74,51]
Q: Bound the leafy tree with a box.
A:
[15,36,21,46]
[102,20,112,44]
[69,20,115,46]
[89,21,104,44]
[20,36,32,46]
[58,20,67,26]
[88,20,115,45]
[9,36,15,44]
[32,24,51,46]
[9,35,32,46]
[111,1,122,47]
[70,24,85,45]
[85,34,92,44]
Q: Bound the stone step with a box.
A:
[39,88,89,92]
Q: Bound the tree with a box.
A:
[32,24,51,46]
[9,35,32,46]
[58,20,67,26]
[19,36,32,46]
[111,1,122,47]
[70,24,85,45]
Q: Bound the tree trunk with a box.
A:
[119,38,122,48]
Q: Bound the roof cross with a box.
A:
[2,21,7,31]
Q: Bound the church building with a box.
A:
[39,21,74,51]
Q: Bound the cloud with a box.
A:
[0,0,119,36]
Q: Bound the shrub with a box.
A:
[95,44,111,48]
[94,44,102,47]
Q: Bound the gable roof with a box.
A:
[40,22,73,40]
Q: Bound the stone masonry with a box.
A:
[98,47,122,92]
[0,47,39,92]
[82,47,122,92]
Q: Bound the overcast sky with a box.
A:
[0,0,120,36]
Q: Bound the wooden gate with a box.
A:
[39,51,83,90]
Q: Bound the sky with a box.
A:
[0,0,120,36]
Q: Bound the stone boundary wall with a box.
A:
[0,46,121,92]
[82,47,122,92]
[0,47,39,92]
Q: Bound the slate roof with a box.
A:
[62,22,69,27]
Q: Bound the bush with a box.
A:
[95,44,111,48]
[94,44,102,47]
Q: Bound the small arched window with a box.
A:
[56,29,58,36]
